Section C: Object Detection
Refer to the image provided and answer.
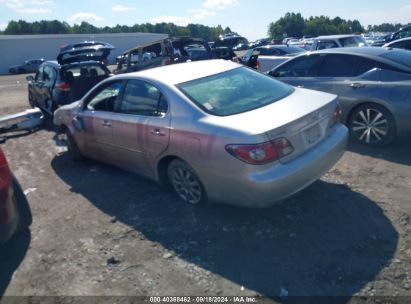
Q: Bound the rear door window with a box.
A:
[316,41,338,50]
[317,54,363,77]
[260,48,280,56]
[273,54,323,77]
[119,80,168,117]
[85,80,124,112]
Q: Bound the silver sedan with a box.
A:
[269,47,411,146]
[54,60,348,208]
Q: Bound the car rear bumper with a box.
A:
[205,123,348,208]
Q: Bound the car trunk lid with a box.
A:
[57,42,114,65]
[206,87,339,163]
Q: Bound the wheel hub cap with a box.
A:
[352,109,388,144]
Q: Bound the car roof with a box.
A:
[384,37,411,46]
[310,46,396,56]
[314,35,362,40]
[292,47,411,72]
[43,60,105,69]
[114,59,240,85]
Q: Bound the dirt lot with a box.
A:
[0,73,410,303]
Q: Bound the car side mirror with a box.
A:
[26,75,34,82]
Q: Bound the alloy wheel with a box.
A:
[169,164,203,205]
[350,107,391,145]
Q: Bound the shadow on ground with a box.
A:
[348,136,411,166]
[51,155,398,302]
[0,230,31,297]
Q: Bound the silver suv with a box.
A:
[310,35,368,51]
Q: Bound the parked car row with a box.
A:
[267,47,411,146]
[53,60,348,208]
[19,33,411,208]
[9,58,45,74]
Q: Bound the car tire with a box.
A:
[348,103,396,146]
[66,129,83,161]
[167,159,206,205]
[12,177,32,233]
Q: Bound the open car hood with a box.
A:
[57,41,115,65]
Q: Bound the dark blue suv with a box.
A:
[26,42,113,115]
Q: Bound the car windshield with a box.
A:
[177,67,294,116]
[279,46,306,54]
[380,50,411,70]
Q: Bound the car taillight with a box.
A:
[0,149,11,204]
[56,82,71,92]
[330,104,342,128]
[256,60,260,70]
[226,138,294,165]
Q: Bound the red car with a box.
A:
[0,147,31,244]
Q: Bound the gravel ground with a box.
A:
[0,73,410,303]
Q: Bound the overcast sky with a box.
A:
[0,0,410,40]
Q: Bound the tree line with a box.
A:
[1,14,408,41]
[268,12,407,39]
[1,19,231,42]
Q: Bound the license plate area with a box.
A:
[303,123,322,147]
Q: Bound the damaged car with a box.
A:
[54,60,348,208]
[26,41,113,115]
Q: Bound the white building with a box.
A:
[0,32,168,74]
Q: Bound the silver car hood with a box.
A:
[203,87,338,136]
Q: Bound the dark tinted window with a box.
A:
[43,65,56,82]
[357,58,381,75]
[317,54,363,77]
[316,41,338,50]
[35,66,44,82]
[356,58,399,75]
[273,54,322,77]
[260,48,280,56]
[276,46,306,54]
[394,28,411,40]
[380,49,411,69]
[390,40,411,50]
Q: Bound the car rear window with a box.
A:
[339,36,367,47]
[279,46,306,54]
[177,67,294,116]
[62,65,108,78]
[380,50,411,70]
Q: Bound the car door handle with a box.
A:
[150,128,165,136]
[102,120,112,127]
[350,83,365,89]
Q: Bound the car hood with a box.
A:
[57,43,114,65]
